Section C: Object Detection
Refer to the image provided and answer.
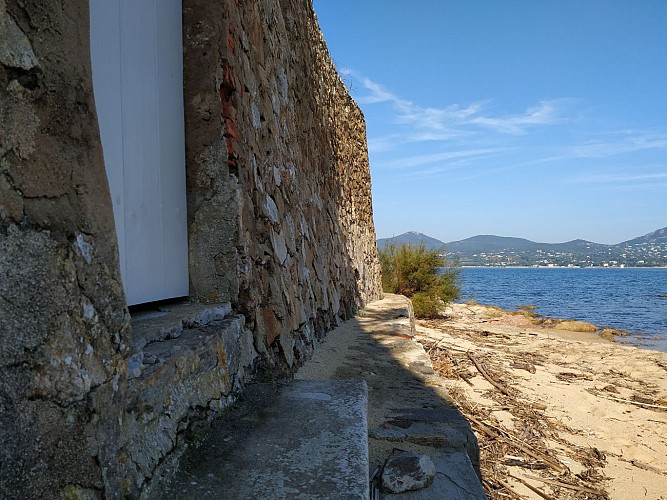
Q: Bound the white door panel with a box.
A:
[90,0,188,305]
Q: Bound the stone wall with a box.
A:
[209,0,382,369]
[0,0,132,496]
[0,0,382,497]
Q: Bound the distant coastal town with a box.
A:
[450,240,667,268]
[378,227,667,268]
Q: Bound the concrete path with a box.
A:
[296,294,485,499]
[149,294,485,499]
[150,380,369,499]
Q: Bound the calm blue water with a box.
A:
[458,267,667,352]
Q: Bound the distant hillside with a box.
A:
[376,227,667,267]
[621,227,667,246]
[377,231,446,251]
[446,235,542,253]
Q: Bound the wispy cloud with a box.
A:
[349,72,659,185]
[356,77,396,104]
[495,128,667,169]
[470,100,572,134]
[379,148,509,170]
[572,170,667,184]
[404,130,474,143]
[569,133,667,158]
[352,72,575,137]
[367,128,475,154]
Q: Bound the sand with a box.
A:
[415,302,667,500]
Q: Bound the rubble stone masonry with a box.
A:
[1,0,381,497]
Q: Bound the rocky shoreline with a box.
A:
[461,301,633,342]
[415,302,667,499]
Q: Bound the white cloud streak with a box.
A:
[353,73,574,136]
[523,131,667,167]
[367,135,400,154]
[380,148,509,170]
[357,77,396,104]
[573,171,667,184]
[470,100,570,134]
[352,72,667,187]
[569,134,667,158]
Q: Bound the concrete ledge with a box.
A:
[130,302,233,349]
[150,380,369,499]
[119,304,258,495]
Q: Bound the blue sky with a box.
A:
[312,0,667,244]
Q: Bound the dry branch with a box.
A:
[467,414,566,474]
[466,414,500,439]
[625,459,667,475]
[507,474,557,500]
[468,353,510,395]
[523,474,608,496]
[510,361,536,374]
[589,390,667,410]
[420,317,612,499]
[502,457,549,470]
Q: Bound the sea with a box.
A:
[458,267,667,352]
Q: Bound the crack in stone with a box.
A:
[436,469,478,496]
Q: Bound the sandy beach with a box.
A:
[415,302,667,500]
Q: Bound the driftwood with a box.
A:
[507,474,557,500]
[466,414,499,439]
[421,338,470,355]
[466,414,566,474]
[502,456,549,470]
[480,330,511,340]
[626,459,667,475]
[589,390,667,411]
[419,319,611,499]
[526,401,547,411]
[455,370,475,386]
[556,371,593,382]
[510,361,536,374]
[484,478,523,500]
[522,474,608,497]
[468,353,510,395]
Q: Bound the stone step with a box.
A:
[149,380,369,499]
[117,302,259,495]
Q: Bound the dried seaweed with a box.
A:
[419,332,610,499]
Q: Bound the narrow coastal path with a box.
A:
[152,294,486,499]
[296,293,486,498]
[417,303,667,500]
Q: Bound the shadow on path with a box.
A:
[149,294,485,499]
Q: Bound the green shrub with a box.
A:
[411,292,441,318]
[379,244,461,318]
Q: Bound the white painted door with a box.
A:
[90,0,189,305]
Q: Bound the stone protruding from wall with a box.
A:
[1,0,382,497]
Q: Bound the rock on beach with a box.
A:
[554,319,599,333]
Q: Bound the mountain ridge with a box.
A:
[377,227,667,267]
